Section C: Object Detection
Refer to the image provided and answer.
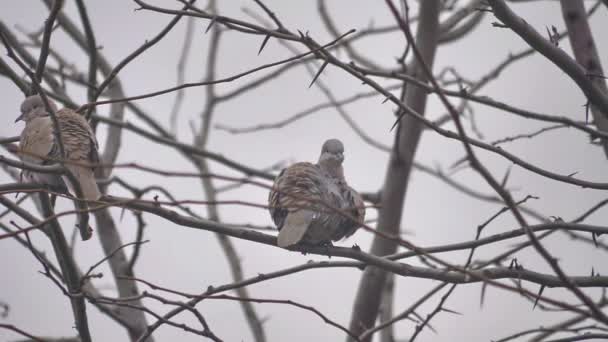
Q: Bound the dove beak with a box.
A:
[15,113,25,123]
[337,153,344,162]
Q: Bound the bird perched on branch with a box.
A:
[16,95,101,239]
[16,95,101,200]
[268,139,365,248]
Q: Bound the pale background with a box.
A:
[1,1,608,341]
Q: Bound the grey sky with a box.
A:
[1,1,608,341]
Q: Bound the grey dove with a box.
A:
[16,95,101,201]
[268,139,365,247]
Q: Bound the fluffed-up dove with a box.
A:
[16,95,101,202]
[268,139,365,247]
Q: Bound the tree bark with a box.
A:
[560,0,608,158]
[40,194,92,342]
[347,1,441,340]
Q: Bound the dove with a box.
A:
[268,139,365,247]
[16,95,101,202]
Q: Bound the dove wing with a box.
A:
[55,109,101,200]
[269,162,326,247]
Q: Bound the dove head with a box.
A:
[15,95,57,123]
[318,139,345,179]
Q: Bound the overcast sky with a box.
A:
[2,1,608,341]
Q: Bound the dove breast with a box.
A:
[19,116,65,188]
[19,116,55,164]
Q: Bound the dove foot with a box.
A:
[318,240,334,258]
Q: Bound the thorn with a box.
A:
[382,97,390,104]
[441,307,462,315]
[405,316,420,324]
[545,25,559,46]
[449,156,469,170]
[425,321,437,334]
[500,164,513,188]
[412,311,436,332]
[205,16,218,34]
[258,35,271,55]
[566,171,579,178]
[592,232,598,248]
[120,207,126,221]
[390,110,405,131]
[480,282,487,308]
[308,60,329,88]
[533,285,545,310]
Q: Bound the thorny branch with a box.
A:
[1,1,608,341]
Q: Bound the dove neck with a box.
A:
[318,160,344,180]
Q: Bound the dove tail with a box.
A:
[64,165,101,201]
[277,210,314,247]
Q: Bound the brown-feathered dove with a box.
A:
[268,139,365,247]
[16,95,101,201]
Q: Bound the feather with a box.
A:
[277,210,315,247]
[40,108,101,200]
[17,96,101,241]
[268,140,365,247]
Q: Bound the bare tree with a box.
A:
[1,0,608,341]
